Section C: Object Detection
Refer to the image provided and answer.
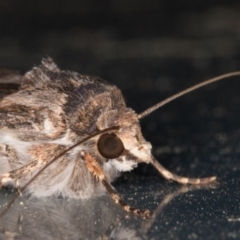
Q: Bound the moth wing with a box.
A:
[0,69,69,174]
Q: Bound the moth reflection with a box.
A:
[0,183,217,239]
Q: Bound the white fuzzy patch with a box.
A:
[29,159,76,197]
[44,118,54,134]
[0,130,32,163]
[50,129,73,145]
[0,131,31,147]
[111,157,137,172]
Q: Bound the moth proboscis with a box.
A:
[0,58,239,218]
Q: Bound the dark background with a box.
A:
[0,1,240,239]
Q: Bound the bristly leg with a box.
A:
[0,160,39,187]
[81,151,151,218]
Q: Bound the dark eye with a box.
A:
[98,133,124,159]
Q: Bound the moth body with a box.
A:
[0,58,223,217]
[0,58,151,199]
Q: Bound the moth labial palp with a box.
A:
[0,58,239,218]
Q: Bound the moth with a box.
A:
[0,58,239,218]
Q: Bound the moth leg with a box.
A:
[81,151,151,218]
[0,160,39,188]
[152,157,217,185]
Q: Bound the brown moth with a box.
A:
[0,58,239,217]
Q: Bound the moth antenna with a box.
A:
[0,125,120,218]
[138,71,240,119]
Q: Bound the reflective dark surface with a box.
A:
[0,1,240,239]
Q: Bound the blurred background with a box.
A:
[0,1,240,239]
[0,0,239,72]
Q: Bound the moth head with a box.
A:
[96,108,152,172]
[94,72,240,176]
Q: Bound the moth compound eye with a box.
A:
[98,133,124,159]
